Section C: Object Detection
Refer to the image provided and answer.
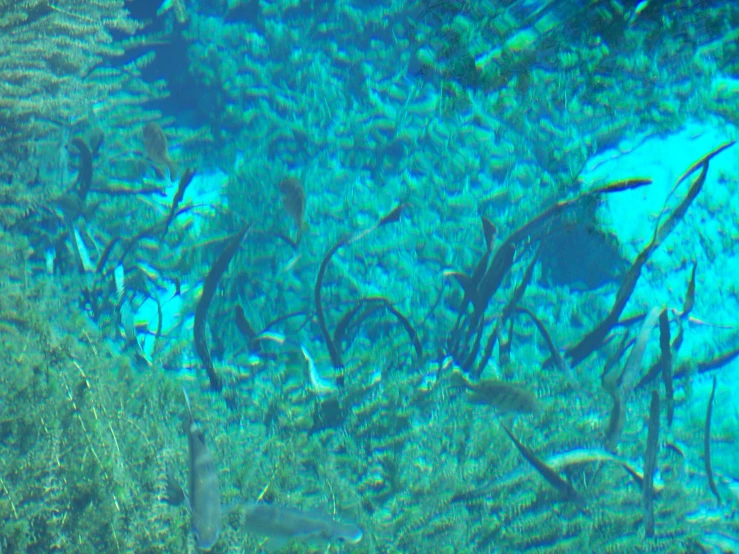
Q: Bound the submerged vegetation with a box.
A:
[1,1,739,553]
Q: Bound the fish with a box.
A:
[277,176,306,244]
[450,370,540,414]
[183,388,222,551]
[142,121,178,178]
[241,502,362,552]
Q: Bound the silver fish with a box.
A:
[183,388,222,551]
[241,502,362,552]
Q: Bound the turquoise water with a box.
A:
[1,1,738,552]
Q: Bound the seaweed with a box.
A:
[446,216,497,337]
[481,216,497,248]
[261,309,313,335]
[95,236,121,275]
[643,390,660,538]
[603,306,661,451]
[704,375,720,505]
[107,204,195,274]
[71,137,93,202]
[193,224,251,391]
[604,390,625,452]
[315,234,357,371]
[681,261,697,318]
[658,310,674,427]
[450,177,652,370]
[234,305,260,353]
[334,297,385,349]
[162,167,195,235]
[450,242,514,369]
[334,296,422,360]
[498,317,514,367]
[673,140,736,189]
[514,306,575,387]
[501,425,584,508]
[567,156,714,367]
[695,344,739,374]
[314,205,404,384]
[471,248,537,378]
[636,265,697,391]
[618,307,662,395]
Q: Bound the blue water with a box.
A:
[1,0,738,552]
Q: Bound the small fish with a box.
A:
[143,122,177,178]
[183,388,222,551]
[277,176,306,244]
[241,502,362,552]
[450,371,540,414]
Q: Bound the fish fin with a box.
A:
[261,536,290,552]
[164,465,185,506]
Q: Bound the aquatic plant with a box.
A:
[0,1,133,228]
[0,252,186,553]
[2,1,739,553]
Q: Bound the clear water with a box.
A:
[0,1,737,552]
